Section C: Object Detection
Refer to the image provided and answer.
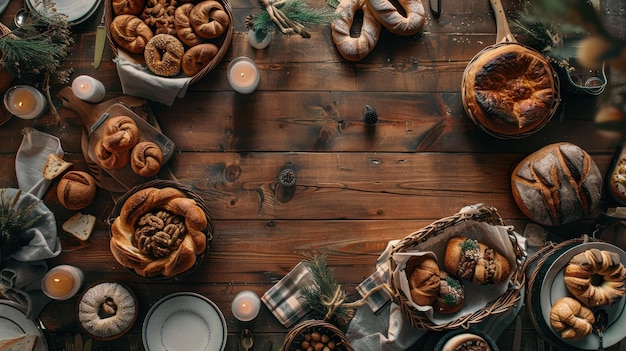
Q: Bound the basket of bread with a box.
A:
[108,179,213,280]
[106,0,233,102]
[281,319,355,351]
[387,204,526,331]
[524,235,626,350]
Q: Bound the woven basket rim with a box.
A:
[461,42,562,139]
[281,320,355,351]
[387,205,526,331]
[105,0,234,84]
[107,179,214,281]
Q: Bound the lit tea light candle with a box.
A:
[232,290,261,321]
[71,75,106,103]
[3,85,48,119]
[227,57,260,94]
[41,265,84,300]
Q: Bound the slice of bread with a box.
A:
[62,212,96,241]
[43,153,73,180]
[0,334,37,351]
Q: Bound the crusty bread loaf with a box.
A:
[511,142,602,226]
[549,297,594,340]
[62,212,96,241]
[462,43,557,138]
[110,187,208,277]
[608,145,626,204]
[405,255,440,306]
[365,0,425,36]
[444,236,510,285]
[331,0,381,62]
[43,153,73,180]
[57,171,97,211]
[110,15,154,54]
[0,334,37,351]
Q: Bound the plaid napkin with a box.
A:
[355,240,397,314]
[261,262,314,328]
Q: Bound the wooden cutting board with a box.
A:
[56,87,160,193]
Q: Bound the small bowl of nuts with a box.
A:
[281,320,354,351]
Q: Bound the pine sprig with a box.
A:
[0,189,44,267]
[299,254,355,327]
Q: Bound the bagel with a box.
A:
[331,0,381,62]
[365,0,425,36]
[110,15,154,54]
[549,297,594,340]
[564,248,626,307]
[174,3,203,47]
[144,34,184,77]
[189,0,230,39]
[182,43,218,76]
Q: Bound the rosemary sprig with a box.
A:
[0,189,44,267]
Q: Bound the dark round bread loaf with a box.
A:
[511,142,602,226]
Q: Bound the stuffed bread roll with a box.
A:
[444,236,510,285]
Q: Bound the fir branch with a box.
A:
[247,0,336,40]
[299,254,355,327]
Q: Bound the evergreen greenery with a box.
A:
[0,189,43,267]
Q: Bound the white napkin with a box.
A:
[114,55,191,106]
[15,128,63,199]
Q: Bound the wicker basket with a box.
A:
[280,320,355,351]
[387,204,526,331]
[105,0,234,85]
[107,179,214,281]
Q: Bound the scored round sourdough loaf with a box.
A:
[511,142,602,226]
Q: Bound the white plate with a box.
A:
[27,0,100,25]
[143,292,227,351]
[0,300,47,351]
[540,242,626,350]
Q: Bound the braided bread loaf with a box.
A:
[110,187,208,277]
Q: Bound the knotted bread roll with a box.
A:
[131,142,163,177]
[549,297,594,340]
[95,139,131,170]
[110,15,154,54]
[101,116,140,153]
[190,0,230,39]
[112,0,146,15]
[182,43,218,76]
[110,187,208,277]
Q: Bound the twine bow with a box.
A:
[320,283,395,324]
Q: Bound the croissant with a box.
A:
[131,142,163,177]
[549,297,594,340]
[190,0,230,39]
[444,236,511,285]
[110,187,208,277]
[110,15,154,54]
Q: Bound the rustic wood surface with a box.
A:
[0,0,624,350]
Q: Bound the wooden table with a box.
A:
[0,0,624,350]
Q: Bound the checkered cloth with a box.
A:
[261,262,314,327]
[355,241,396,315]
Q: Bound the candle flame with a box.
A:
[80,84,86,89]
[54,278,62,283]
[18,102,23,107]
[240,73,245,78]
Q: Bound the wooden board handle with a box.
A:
[489,0,516,44]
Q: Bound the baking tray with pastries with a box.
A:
[524,237,626,350]
[386,204,526,331]
[87,103,176,190]
[106,0,233,81]
[107,179,214,281]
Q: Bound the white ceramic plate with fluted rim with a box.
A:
[540,242,626,350]
[143,292,227,351]
[0,300,47,351]
[26,0,101,24]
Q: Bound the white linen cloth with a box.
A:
[114,55,191,106]
[15,128,63,199]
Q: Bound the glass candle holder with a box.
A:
[41,265,84,300]
[231,290,261,321]
[227,57,260,94]
[4,85,48,119]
